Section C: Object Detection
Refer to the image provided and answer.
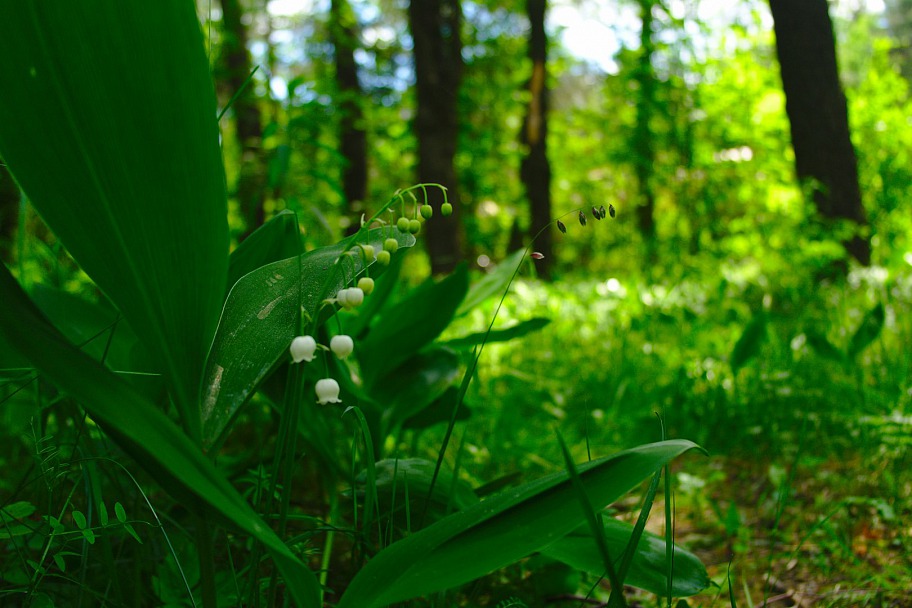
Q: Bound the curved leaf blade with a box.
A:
[0,1,228,438]
[337,439,702,607]
[0,265,320,607]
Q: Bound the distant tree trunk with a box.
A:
[633,0,657,244]
[769,0,871,265]
[520,0,553,279]
[330,0,368,235]
[0,159,18,263]
[408,0,465,274]
[220,0,266,237]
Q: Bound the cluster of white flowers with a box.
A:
[289,279,376,404]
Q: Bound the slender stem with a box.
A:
[195,515,217,608]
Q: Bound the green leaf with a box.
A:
[370,347,462,432]
[72,510,87,530]
[360,264,469,389]
[201,227,415,449]
[81,527,96,545]
[29,285,138,372]
[227,210,302,293]
[456,249,526,317]
[541,518,709,597]
[124,523,143,545]
[114,502,127,524]
[848,303,884,360]
[730,312,767,374]
[53,554,66,573]
[441,317,550,349]
[337,440,702,607]
[804,329,846,364]
[402,386,471,430]
[0,265,320,607]
[0,501,36,539]
[0,2,229,440]
[98,503,109,528]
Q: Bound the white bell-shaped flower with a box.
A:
[290,335,317,363]
[315,378,342,404]
[330,335,354,359]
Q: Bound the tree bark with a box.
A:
[0,159,18,263]
[633,0,657,243]
[520,0,553,279]
[408,0,465,274]
[330,0,368,235]
[769,0,871,264]
[219,0,266,237]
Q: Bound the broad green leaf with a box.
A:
[227,210,302,293]
[730,312,767,374]
[29,284,138,372]
[370,347,462,432]
[456,249,526,317]
[542,519,709,597]
[0,2,228,440]
[360,264,469,389]
[804,329,846,364]
[848,302,884,360]
[0,265,320,607]
[201,228,415,449]
[337,440,701,607]
[441,317,550,349]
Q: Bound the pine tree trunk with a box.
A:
[408,0,465,274]
[330,0,368,235]
[769,0,871,265]
[220,0,266,237]
[520,0,554,279]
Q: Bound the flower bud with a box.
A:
[409,219,421,234]
[383,237,399,253]
[397,217,410,232]
[608,204,616,218]
[557,220,566,234]
[377,250,391,265]
[578,210,587,226]
[361,244,375,260]
[290,335,317,363]
[357,276,375,294]
[345,287,364,307]
[441,202,453,216]
[420,204,433,219]
[315,378,342,404]
[330,335,354,359]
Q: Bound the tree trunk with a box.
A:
[0,159,18,263]
[633,0,657,243]
[219,0,266,237]
[520,0,553,279]
[330,0,368,235]
[769,0,871,265]
[408,0,465,274]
